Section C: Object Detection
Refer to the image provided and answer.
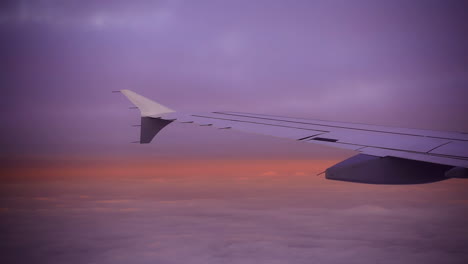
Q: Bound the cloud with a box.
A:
[0,0,176,30]
[449,199,468,205]
[118,208,140,212]
[2,175,468,264]
[260,171,278,176]
[33,197,56,201]
[339,205,392,215]
[95,199,132,204]
[217,31,246,57]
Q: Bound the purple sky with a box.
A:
[1,0,468,158]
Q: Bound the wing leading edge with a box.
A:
[118,90,468,184]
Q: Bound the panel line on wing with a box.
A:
[359,146,468,160]
[191,114,329,133]
[298,135,319,141]
[212,112,468,141]
[212,112,426,136]
[426,141,452,153]
[361,147,468,168]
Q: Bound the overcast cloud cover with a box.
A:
[1,0,467,157]
[1,167,468,264]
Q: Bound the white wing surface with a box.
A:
[118,90,468,184]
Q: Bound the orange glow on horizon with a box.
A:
[0,158,340,181]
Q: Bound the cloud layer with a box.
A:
[1,162,467,264]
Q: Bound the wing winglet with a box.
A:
[139,117,173,143]
[119,90,175,143]
[120,89,175,117]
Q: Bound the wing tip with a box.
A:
[120,90,175,117]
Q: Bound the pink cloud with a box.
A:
[95,199,132,204]
[33,197,55,201]
[260,171,278,176]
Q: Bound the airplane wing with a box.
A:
[118,90,468,184]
